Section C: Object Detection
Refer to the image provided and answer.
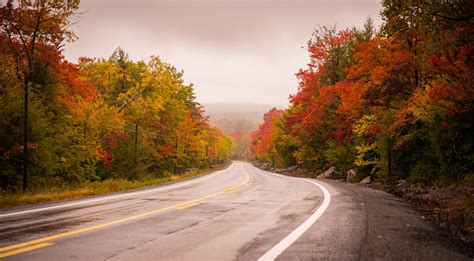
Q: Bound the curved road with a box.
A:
[0,162,471,260]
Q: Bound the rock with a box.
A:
[420,193,435,201]
[313,170,323,179]
[277,165,299,175]
[395,179,409,195]
[396,179,408,187]
[360,176,371,185]
[346,169,357,183]
[330,171,344,179]
[325,166,337,173]
[321,166,344,179]
[286,165,299,172]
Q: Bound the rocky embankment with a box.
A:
[252,161,474,249]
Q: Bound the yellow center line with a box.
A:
[178,202,199,209]
[0,171,251,256]
[0,243,53,258]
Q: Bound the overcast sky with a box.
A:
[64,0,383,106]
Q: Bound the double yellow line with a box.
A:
[0,171,251,259]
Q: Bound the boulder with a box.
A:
[395,179,408,194]
[329,171,344,179]
[360,176,371,185]
[321,166,344,179]
[313,170,323,179]
[325,166,337,173]
[346,169,357,183]
[286,165,299,172]
[262,163,272,170]
[396,179,408,187]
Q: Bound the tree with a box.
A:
[252,2,473,184]
[0,0,79,190]
[251,108,284,166]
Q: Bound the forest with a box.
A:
[251,0,473,184]
[0,0,232,194]
[203,103,272,160]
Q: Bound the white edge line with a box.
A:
[0,164,232,218]
[257,172,331,261]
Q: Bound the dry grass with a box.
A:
[0,162,230,209]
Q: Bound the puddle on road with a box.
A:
[0,199,134,225]
[0,199,161,243]
[0,216,98,246]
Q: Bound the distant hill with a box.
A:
[202,103,283,133]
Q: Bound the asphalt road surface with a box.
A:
[0,161,471,260]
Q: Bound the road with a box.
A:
[0,161,471,260]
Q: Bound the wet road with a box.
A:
[0,161,471,260]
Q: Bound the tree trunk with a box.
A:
[173,137,178,174]
[134,124,138,166]
[22,78,29,192]
[387,136,392,180]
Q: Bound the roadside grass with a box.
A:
[0,162,231,209]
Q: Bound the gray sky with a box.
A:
[64,0,382,106]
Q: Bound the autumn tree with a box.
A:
[1,20,233,192]
[251,108,284,167]
[252,3,472,184]
[0,0,79,190]
[78,49,232,178]
[380,0,474,181]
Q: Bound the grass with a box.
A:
[0,162,231,209]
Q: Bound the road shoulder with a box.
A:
[281,179,473,260]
